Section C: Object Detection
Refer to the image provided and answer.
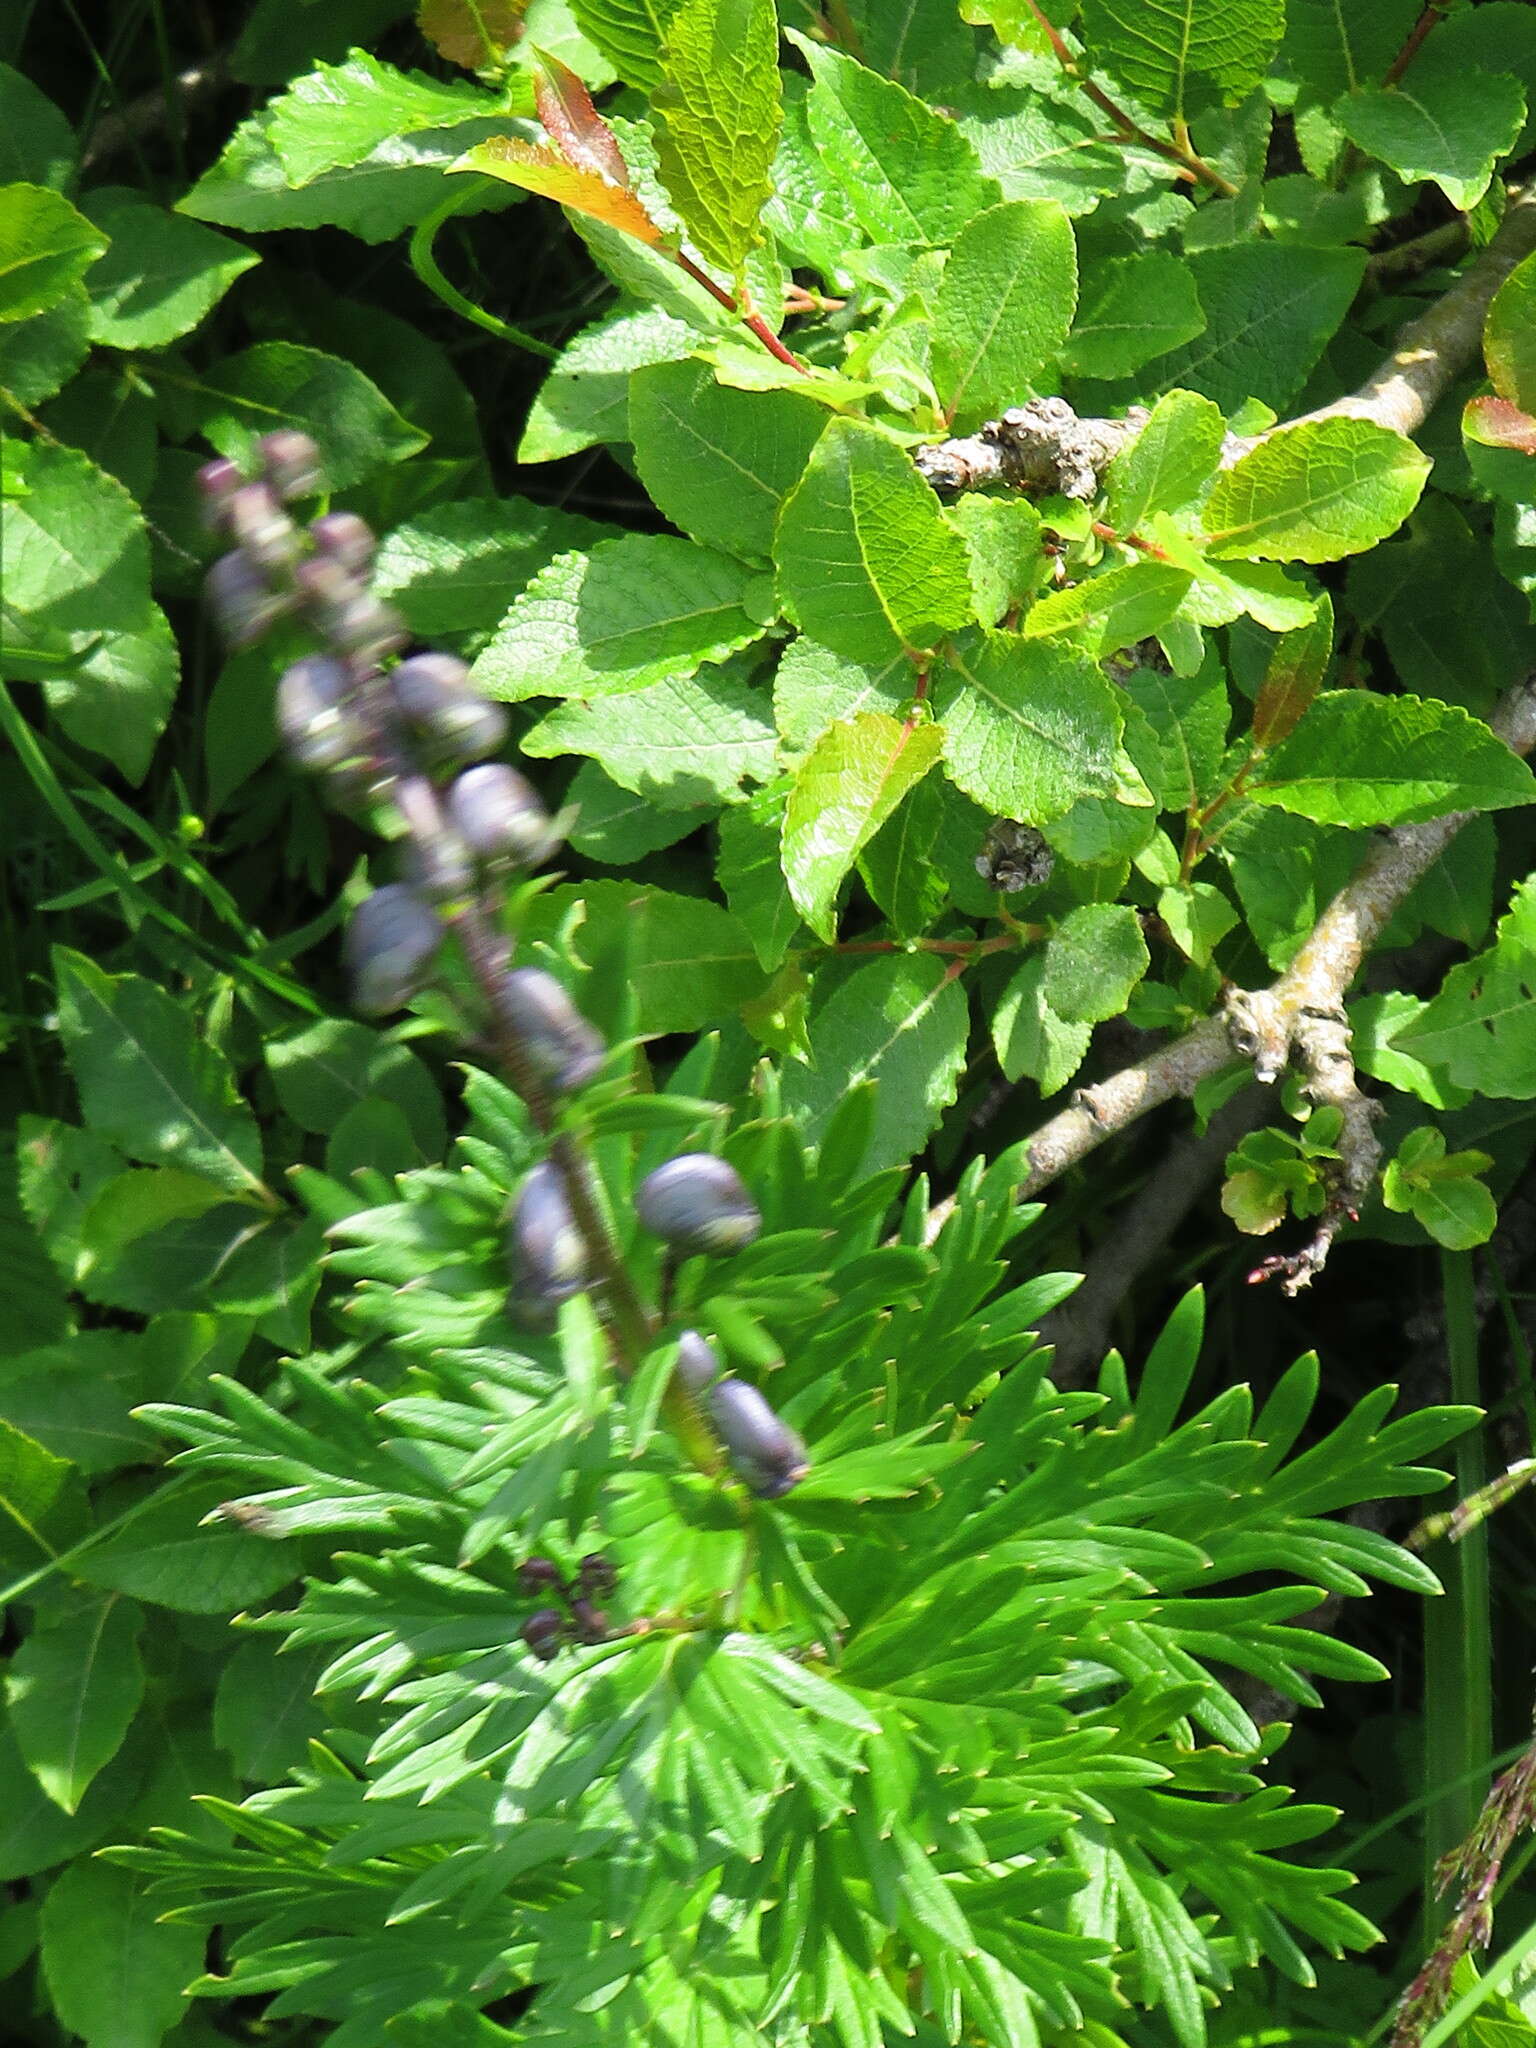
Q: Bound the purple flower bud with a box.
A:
[343,883,443,1014]
[706,1378,808,1499]
[520,1607,566,1661]
[493,968,605,1095]
[196,457,244,532]
[205,550,289,649]
[568,1597,609,1644]
[517,1556,565,1595]
[403,831,474,906]
[674,1329,721,1395]
[259,429,325,501]
[389,654,508,764]
[276,655,368,773]
[635,1155,761,1257]
[444,763,559,869]
[507,1160,589,1326]
[226,481,300,575]
[577,1553,617,1596]
[309,511,376,576]
[293,559,406,670]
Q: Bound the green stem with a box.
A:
[409,183,559,360]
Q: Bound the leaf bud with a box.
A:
[673,1328,721,1395]
[444,762,560,869]
[226,480,301,575]
[706,1378,808,1499]
[516,1556,565,1595]
[195,456,244,532]
[576,1553,617,1596]
[389,653,508,763]
[493,968,605,1095]
[259,428,325,501]
[635,1155,761,1256]
[309,510,376,576]
[343,883,443,1014]
[507,1160,589,1326]
[520,1607,566,1661]
[568,1597,609,1644]
[276,654,369,773]
[205,550,289,649]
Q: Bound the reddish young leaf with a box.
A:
[532,48,633,188]
[1464,394,1536,458]
[418,0,528,70]
[454,138,665,243]
[1253,592,1333,750]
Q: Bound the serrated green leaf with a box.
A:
[1062,251,1205,380]
[52,950,268,1202]
[1105,389,1227,534]
[519,302,693,462]
[652,0,781,279]
[1204,417,1429,563]
[1247,692,1536,827]
[1486,247,1536,415]
[523,881,767,1032]
[782,711,943,940]
[0,64,75,188]
[571,0,681,88]
[783,952,968,1170]
[266,1019,444,1159]
[523,658,776,806]
[1338,69,1525,212]
[992,953,1092,1091]
[266,49,508,183]
[1396,877,1536,1098]
[41,1859,204,2048]
[76,1477,299,1613]
[567,760,716,864]
[182,341,427,487]
[372,495,611,642]
[472,535,762,700]
[933,631,1123,823]
[1044,903,1151,1024]
[1024,560,1193,651]
[774,417,973,662]
[0,183,106,322]
[0,289,90,405]
[932,199,1077,431]
[80,187,257,348]
[1079,0,1284,120]
[629,359,826,563]
[6,1596,144,1812]
[718,782,804,969]
[947,494,1045,628]
[1280,0,1420,101]
[796,37,1001,251]
[773,634,915,757]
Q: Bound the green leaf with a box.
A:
[571,0,682,89]
[947,494,1044,627]
[265,49,507,182]
[1023,560,1193,651]
[1105,389,1227,534]
[1205,417,1429,564]
[0,290,90,406]
[796,37,1001,251]
[41,1859,204,2048]
[1247,692,1536,827]
[774,417,974,662]
[931,200,1077,430]
[782,712,944,941]
[5,1596,144,1812]
[992,954,1092,1091]
[180,341,426,488]
[652,0,781,279]
[1486,248,1536,415]
[519,302,694,462]
[213,1638,327,1782]
[1338,70,1525,212]
[52,949,267,1203]
[77,1477,299,1613]
[1061,251,1205,380]
[1280,0,1420,101]
[718,783,804,968]
[783,952,969,1170]
[567,760,715,863]
[372,496,611,642]
[1079,0,1285,120]
[1043,903,1150,1024]
[1253,592,1333,747]
[0,65,75,188]
[629,360,826,563]
[0,1331,157,1473]
[1141,242,1366,414]
[773,634,915,757]
[524,881,767,1032]
[1383,1129,1499,1250]
[1396,878,1536,1098]
[0,183,106,322]
[79,187,256,348]
[523,658,776,806]
[932,631,1124,823]
[0,1415,74,1571]
[266,1019,444,1159]
[472,535,762,701]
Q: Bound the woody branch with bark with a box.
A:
[917,184,1536,1288]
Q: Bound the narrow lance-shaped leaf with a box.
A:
[653,0,782,283]
[782,712,943,941]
